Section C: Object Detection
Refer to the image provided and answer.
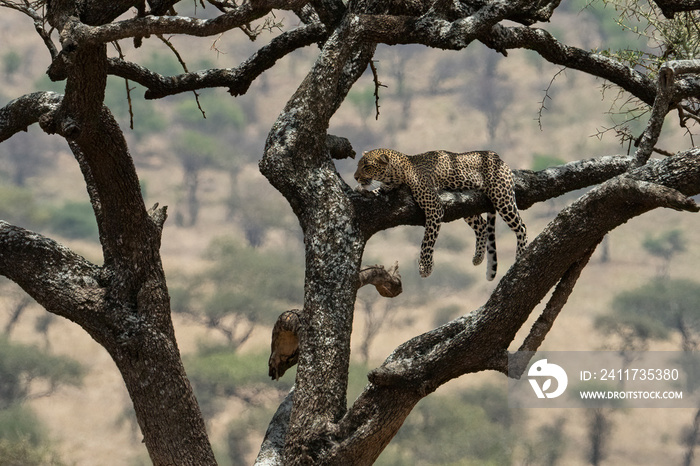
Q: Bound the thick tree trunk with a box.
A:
[0,2,217,462]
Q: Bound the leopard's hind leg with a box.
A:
[465,213,498,281]
[489,177,527,259]
[465,215,487,266]
[495,197,527,258]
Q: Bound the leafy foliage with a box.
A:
[377,384,520,465]
[175,93,247,133]
[46,201,98,240]
[0,436,63,466]
[597,0,700,65]
[531,153,567,171]
[611,279,700,332]
[0,338,80,466]
[0,185,47,230]
[186,346,292,420]
[0,336,84,408]
[171,236,303,348]
[2,51,21,78]
[0,405,47,446]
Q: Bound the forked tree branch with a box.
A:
[505,245,597,378]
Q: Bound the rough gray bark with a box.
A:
[2,1,700,465]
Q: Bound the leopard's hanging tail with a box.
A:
[484,212,498,281]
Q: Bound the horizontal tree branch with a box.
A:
[353,154,635,238]
[0,92,63,142]
[63,0,309,46]
[104,22,326,99]
[352,0,533,50]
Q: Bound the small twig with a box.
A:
[157,33,205,117]
[112,41,135,130]
[2,1,58,60]
[369,60,386,121]
[157,34,189,72]
[537,67,566,130]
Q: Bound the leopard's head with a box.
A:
[354,150,391,189]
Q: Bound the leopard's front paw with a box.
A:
[472,247,485,266]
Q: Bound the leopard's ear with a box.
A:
[378,152,390,165]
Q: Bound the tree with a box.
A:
[642,228,687,278]
[0,1,700,466]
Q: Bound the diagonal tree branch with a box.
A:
[481,24,659,106]
[504,245,597,378]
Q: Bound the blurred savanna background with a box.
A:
[1,1,700,464]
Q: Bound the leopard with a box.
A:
[354,148,527,281]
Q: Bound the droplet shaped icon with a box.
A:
[528,359,568,399]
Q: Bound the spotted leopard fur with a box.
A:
[354,148,527,280]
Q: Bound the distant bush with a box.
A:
[186,348,289,419]
[612,279,700,330]
[0,405,46,446]
[0,337,81,466]
[377,383,520,465]
[0,186,48,230]
[2,51,21,78]
[0,336,84,408]
[0,436,63,466]
[532,153,567,171]
[175,93,247,133]
[46,201,98,240]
